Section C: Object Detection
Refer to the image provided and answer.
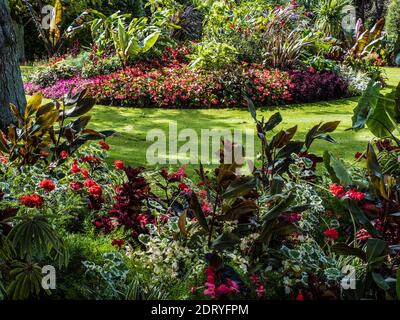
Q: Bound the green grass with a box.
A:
[85,68,400,172]
[22,66,400,172]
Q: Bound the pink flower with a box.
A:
[201,201,213,215]
[167,166,187,182]
[178,182,192,195]
[356,228,371,241]
[70,181,83,191]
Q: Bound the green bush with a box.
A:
[188,41,238,70]
[386,0,400,56]
[55,234,119,299]
[82,55,123,78]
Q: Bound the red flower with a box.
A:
[198,189,207,199]
[20,194,44,208]
[178,182,192,195]
[84,178,96,188]
[250,274,265,297]
[355,152,364,159]
[114,160,124,170]
[324,228,339,241]
[345,189,365,201]
[137,213,149,228]
[94,221,102,228]
[60,150,69,159]
[201,201,213,215]
[215,284,231,296]
[167,166,187,182]
[329,183,345,197]
[81,155,100,163]
[296,291,304,300]
[38,179,55,192]
[81,168,89,178]
[99,140,110,151]
[111,239,125,248]
[88,184,102,197]
[70,159,80,174]
[282,212,302,223]
[70,182,83,191]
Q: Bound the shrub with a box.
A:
[386,0,400,56]
[288,69,349,102]
[82,55,123,78]
[25,46,350,108]
[188,41,238,70]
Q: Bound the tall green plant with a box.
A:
[314,0,350,39]
[351,80,400,142]
[386,0,400,58]
[112,17,160,67]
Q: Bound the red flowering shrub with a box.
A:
[19,194,44,208]
[96,167,152,237]
[323,228,339,241]
[25,46,349,108]
[38,179,56,192]
[288,70,349,103]
[203,266,240,299]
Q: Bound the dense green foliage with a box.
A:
[386,0,400,57]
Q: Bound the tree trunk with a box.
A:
[0,0,26,132]
[12,20,25,63]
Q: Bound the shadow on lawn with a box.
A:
[88,98,371,172]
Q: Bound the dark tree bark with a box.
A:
[0,0,26,131]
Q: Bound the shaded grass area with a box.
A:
[22,66,400,173]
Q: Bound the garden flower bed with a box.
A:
[3,0,400,303]
[24,47,350,108]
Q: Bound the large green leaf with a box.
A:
[365,238,387,263]
[211,233,240,250]
[351,81,381,130]
[264,112,282,131]
[305,121,340,149]
[140,31,160,53]
[262,193,295,223]
[366,95,397,138]
[347,201,379,237]
[331,243,366,261]
[325,152,353,186]
[372,272,390,291]
[220,176,257,199]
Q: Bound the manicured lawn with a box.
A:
[85,68,400,171]
[22,67,400,172]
